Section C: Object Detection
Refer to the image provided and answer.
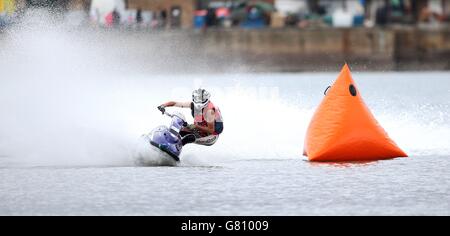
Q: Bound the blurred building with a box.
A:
[127,0,195,28]
[274,0,450,28]
[0,0,16,14]
[2,0,450,29]
[0,0,89,12]
[0,0,22,28]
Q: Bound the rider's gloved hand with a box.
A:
[157,105,166,114]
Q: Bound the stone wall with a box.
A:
[189,28,394,71]
[394,28,450,70]
[189,27,449,71]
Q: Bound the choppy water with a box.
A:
[0,155,449,215]
[0,11,449,215]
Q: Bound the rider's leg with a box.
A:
[179,130,190,137]
[194,134,219,146]
[180,130,196,146]
[181,134,196,146]
[180,128,217,146]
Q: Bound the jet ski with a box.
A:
[141,108,187,162]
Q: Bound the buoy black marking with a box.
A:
[324,86,331,95]
[349,84,357,96]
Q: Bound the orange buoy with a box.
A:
[303,64,407,162]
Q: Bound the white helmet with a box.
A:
[192,88,210,110]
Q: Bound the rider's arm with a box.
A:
[194,122,215,135]
[161,101,191,108]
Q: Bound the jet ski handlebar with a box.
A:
[158,108,187,127]
[164,111,174,118]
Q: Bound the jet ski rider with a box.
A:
[158,88,224,146]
